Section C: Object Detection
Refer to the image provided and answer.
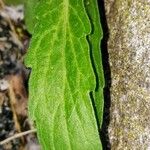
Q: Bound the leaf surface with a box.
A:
[25,0,102,149]
[24,0,39,33]
[85,0,104,127]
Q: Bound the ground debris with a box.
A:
[0,1,40,150]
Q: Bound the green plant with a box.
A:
[26,0,104,149]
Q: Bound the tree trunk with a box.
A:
[105,1,150,149]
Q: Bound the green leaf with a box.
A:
[4,0,26,5]
[85,0,104,127]
[24,0,39,33]
[25,0,103,149]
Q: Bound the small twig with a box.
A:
[8,83,22,137]
[0,0,5,9]
[0,129,37,145]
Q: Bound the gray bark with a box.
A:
[104,1,150,149]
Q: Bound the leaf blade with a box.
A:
[25,1,102,149]
[85,0,104,127]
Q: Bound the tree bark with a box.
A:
[104,1,150,149]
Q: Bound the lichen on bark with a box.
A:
[105,0,150,149]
